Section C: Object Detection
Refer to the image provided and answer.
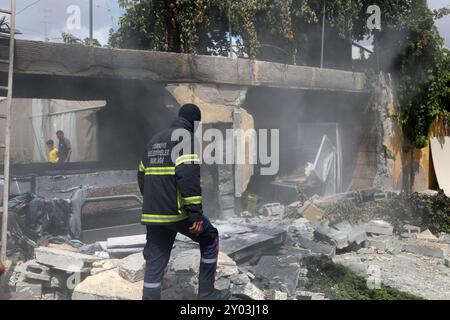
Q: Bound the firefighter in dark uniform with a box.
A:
[138,103,231,300]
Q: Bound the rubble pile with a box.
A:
[2,192,450,300]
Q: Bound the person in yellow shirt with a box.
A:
[46,140,59,164]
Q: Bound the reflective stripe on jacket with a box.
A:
[137,117,203,225]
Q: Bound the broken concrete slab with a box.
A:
[298,202,324,222]
[365,220,393,236]
[106,234,146,249]
[261,203,285,217]
[220,230,286,263]
[217,252,239,278]
[231,282,265,300]
[216,224,253,235]
[367,235,402,254]
[333,221,367,245]
[251,255,302,295]
[35,247,101,273]
[438,233,450,244]
[118,253,145,283]
[107,247,143,259]
[164,250,199,299]
[230,274,251,285]
[91,259,121,276]
[295,234,336,257]
[314,224,349,249]
[416,229,438,241]
[265,289,288,300]
[445,257,449,267]
[15,279,43,299]
[296,290,326,300]
[403,240,449,258]
[170,249,200,274]
[73,269,143,300]
[22,260,51,282]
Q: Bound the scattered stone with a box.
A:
[240,211,253,217]
[217,252,239,278]
[438,233,450,244]
[35,246,101,272]
[296,290,326,300]
[416,229,438,241]
[402,225,421,239]
[261,203,285,217]
[357,247,376,255]
[365,220,393,236]
[215,277,231,291]
[15,279,43,299]
[252,255,302,295]
[231,282,265,300]
[107,248,143,259]
[118,253,146,283]
[367,235,402,254]
[403,240,449,258]
[298,202,324,222]
[230,274,251,285]
[444,257,449,267]
[216,224,253,235]
[91,259,120,276]
[106,234,146,249]
[73,269,143,300]
[314,223,349,249]
[265,289,288,300]
[220,230,285,263]
[295,234,336,257]
[23,260,51,282]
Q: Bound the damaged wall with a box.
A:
[371,73,450,193]
[166,83,255,217]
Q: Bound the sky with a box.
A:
[0,0,449,48]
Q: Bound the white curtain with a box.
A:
[31,99,47,162]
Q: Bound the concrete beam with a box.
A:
[2,40,366,92]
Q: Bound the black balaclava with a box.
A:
[178,103,201,126]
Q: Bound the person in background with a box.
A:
[46,140,59,164]
[56,130,72,163]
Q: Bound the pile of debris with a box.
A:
[2,192,450,300]
[8,245,101,300]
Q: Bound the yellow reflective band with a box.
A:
[141,213,188,223]
[144,166,175,175]
[176,154,200,166]
[145,171,175,175]
[138,161,145,172]
[183,196,202,205]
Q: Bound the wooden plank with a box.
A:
[0,40,367,92]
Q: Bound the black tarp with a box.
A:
[0,193,74,258]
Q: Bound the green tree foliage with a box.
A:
[109,1,449,147]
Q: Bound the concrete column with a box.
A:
[165,83,251,218]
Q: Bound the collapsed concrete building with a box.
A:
[1,40,450,300]
[1,40,449,215]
